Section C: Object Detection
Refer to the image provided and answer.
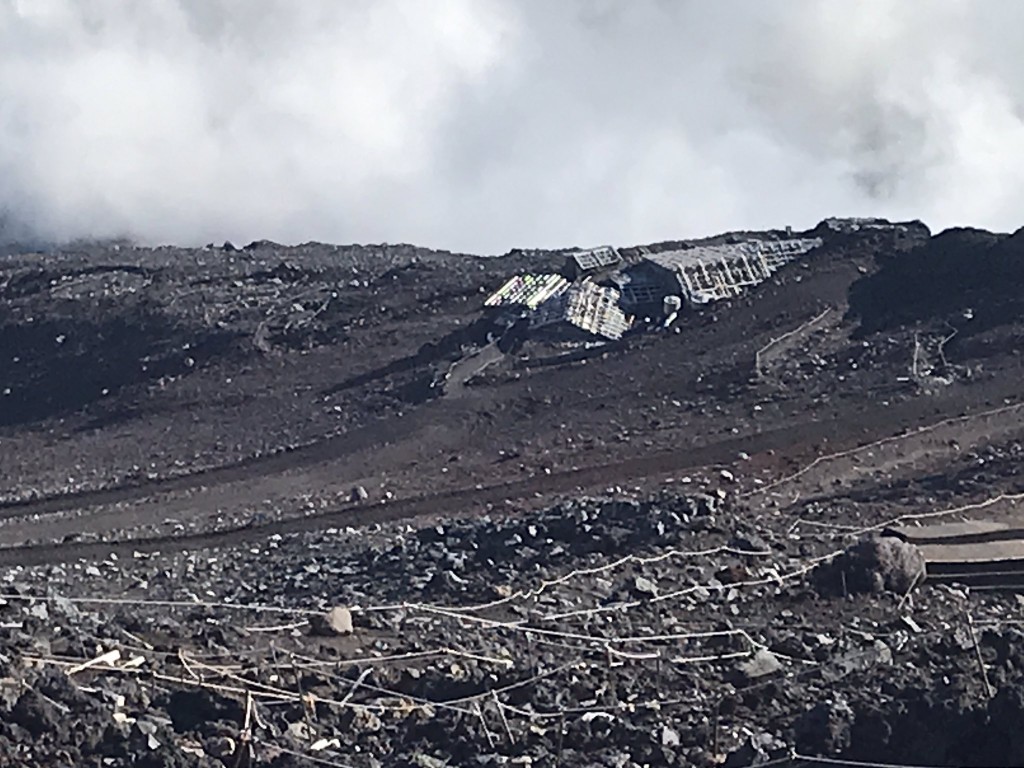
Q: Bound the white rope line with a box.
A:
[0,592,322,616]
[0,545,775,625]
[491,633,924,723]
[790,492,1024,540]
[849,492,1024,537]
[342,548,843,639]
[359,544,773,617]
[533,549,844,622]
[755,308,834,365]
[0,547,844,658]
[22,620,951,744]
[288,651,582,709]
[184,656,476,717]
[28,649,626,724]
[296,651,753,720]
[30,635,762,717]
[741,401,1024,500]
[412,604,747,645]
[252,740,359,768]
[792,754,964,768]
[291,647,513,669]
[171,650,590,718]
[22,644,792,724]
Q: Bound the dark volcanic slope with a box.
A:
[0,241,507,426]
[1,220,1024,767]
[1,220,1023,533]
[850,226,1024,333]
[0,241,547,497]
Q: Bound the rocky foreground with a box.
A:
[2,220,1024,766]
[0,491,1022,767]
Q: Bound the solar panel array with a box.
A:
[484,273,570,311]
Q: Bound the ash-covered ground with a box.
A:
[1,219,1024,766]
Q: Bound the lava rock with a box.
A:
[735,649,782,684]
[816,536,925,596]
[165,690,243,733]
[10,690,59,736]
[633,576,658,597]
[795,696,855,755]
[310,606,354,636]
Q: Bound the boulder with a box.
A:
[310,606,354,637]
[735,649,782,684]
[816,536,925,596]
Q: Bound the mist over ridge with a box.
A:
[2,0,1023,253]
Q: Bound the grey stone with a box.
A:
[819,537,925,596]
[50,596,79,619]
[661,726,681,747]
[633,576,658,597]
[351,708,382,732]
[731,533,768,553]
[737,649,782,683]
[413,754,449,768]
[310,606,354,636]
[205,736,237,760]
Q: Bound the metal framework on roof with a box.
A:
[620,283,663,306]
[569,246,622,274]
[645,238,822,304]
[530,282,632,341]
[479,236,822,344]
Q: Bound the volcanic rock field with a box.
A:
[1,219,1024,766]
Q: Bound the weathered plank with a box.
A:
[887,520,1012,544]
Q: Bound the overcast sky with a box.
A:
[2,0,1023,253]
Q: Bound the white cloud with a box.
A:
[1,0,1022,253]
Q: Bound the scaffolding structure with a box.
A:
[645,238,822,304]
[531,282,633,341]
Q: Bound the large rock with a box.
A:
[816,536,925,596]
[165,690,243,733]
[633,576,658,597]
[310,606,354,636]
[735,649,782,684]
[795,696,855,755]
[10,691,58,737]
